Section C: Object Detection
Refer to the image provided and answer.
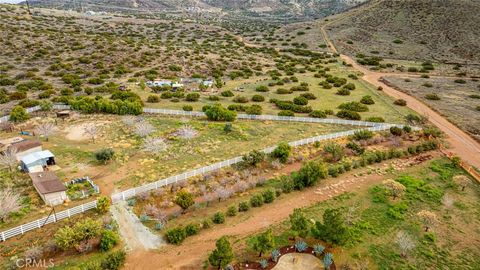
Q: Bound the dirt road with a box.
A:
[123,158,413,269]
[320,16,480,169]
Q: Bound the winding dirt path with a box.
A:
[320,14,480,169]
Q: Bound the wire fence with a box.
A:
[0,200,97,242]
[111,124,398,203]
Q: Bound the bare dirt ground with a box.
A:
[321,20,480,169]
[64,121,107,141]
[111,201,164,251]
[123,154,428,270]
[272,253,323,270]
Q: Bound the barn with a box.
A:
[29,171,67,206]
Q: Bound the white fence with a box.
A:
[111,124,396,203]
[0,200,97,242]
[143,108,389,127]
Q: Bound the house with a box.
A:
[29,172,67,206]
[20,150,55,173]
[147,80,172,88]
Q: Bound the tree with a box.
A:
[0,148,17,172]
[54,218,102,252]
[453,175,470,191]
[292,161,327,190]
[382,179,406,200]
[251,229,275,257]
[208,236,234,269]
[95,148,115,164]
[417,210,437,232]
[289,208,310,238]
[97,196,111,213]
[9,105,29,122]
[83,124,98,143]
[174,190,194,212]
[143,137,168,153]
[34,122,55,141]
[395,230,415,257]
[100,230,119,251]
[0,188,21,222]
[175,124,198,140]
[205,104,237,121]
[134,121,155,137]
[312,208,350,245]
[271,142,291,163]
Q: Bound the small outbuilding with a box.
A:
[9,139,43,160]
[29,172,67,206]
[20,150,56,172]
[56,110,71,119]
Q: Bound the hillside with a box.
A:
[25,0,367,17]
[326,0,480,63]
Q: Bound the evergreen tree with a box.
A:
[312,208,350,245]
[208,236,234,269]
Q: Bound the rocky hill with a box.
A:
[327,0,480,63]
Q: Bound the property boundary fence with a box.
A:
[0,200,97,242]
[111,124,400,203]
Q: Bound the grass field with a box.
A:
[132,62,414,124]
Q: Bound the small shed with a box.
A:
[0,137,24,152]
[20,150,55,172]
[9,139,43,160]
[56,110,71,119]
[29,172,67,206]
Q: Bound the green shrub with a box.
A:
[100,230,119,252]
[238,201,250,212]
[255,85,269,92]
[212,212,225,224]
[185,92,200,102]
[9,105,29,122]
[233,95,249,103]
[245,104,262,115]
[336,110,361,120]
[366,117,385,123]
[101,250,126,270]
[242,150,266,166]
[292,161,327,190]
[185,223,200,236]
[226,205,238,217]
[360,95,375,105]
[338,101,368,112]
[309,110,326,118]
[276,88,292,94]
[390,126,403,136]
[205,104,237,121]
[293,96,308,105]
[165,227,187,244]
[95,149,115,164]
[278,110,294,117]
[336,88,350,96]
[261,189,276,203]
[221,90,234,97]
[147,95,160,103]
[208,95,220,101]
[425,93,440,100]
[352,130,374,140]
[250,194,264,207]
[394,99,407,106]
[300,92,316,100]
[271,142,292,163]
[251,94,265,102]
[182,105,193,111]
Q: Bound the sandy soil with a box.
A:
[64,122,100,141]
[272,253,323,270]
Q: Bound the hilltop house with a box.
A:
[29,172,67,206]
[20,150,56,173]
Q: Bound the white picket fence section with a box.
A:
[0,200,97,242]
[111,124,401,203]
[143,107,388,127]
